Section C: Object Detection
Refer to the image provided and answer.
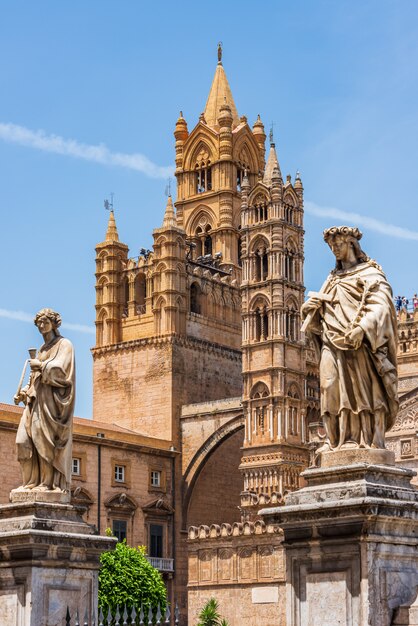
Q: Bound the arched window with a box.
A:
[135,273,147,315]
[121,277,129,317]
[195,161,212,193]
[195,223,213,258]
[255,248,268,282]
[285,301,299,342]
[204,234,212,256]
[236,163,249,191]
[190,283,202,314]
[284,242,297,282]
[255,306,269,341]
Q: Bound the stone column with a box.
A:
[260,454,418,626]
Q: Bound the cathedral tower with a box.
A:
[239,134,310,518]
[174,44,265,276]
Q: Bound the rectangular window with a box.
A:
[72,458,81,475]
[150,524,163,558]
[150,470,161,487]
[114,465,125,483]
[113,519,127,542]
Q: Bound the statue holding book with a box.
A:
[301,226,398,454]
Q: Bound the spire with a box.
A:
[204,45,239,129]
[263,140,282,186]
[105,210,119,242]
[162,195,177,229]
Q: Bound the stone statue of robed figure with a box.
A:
[301,226,398,456]
[13,308,75,495]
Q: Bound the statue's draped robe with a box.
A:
[307,261,398,430]
[16,336,75,490]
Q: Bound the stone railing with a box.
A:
[146,556,174,572]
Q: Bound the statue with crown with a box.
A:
[301,226,398,462]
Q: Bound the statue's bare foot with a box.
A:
[33,484,53,492]
[315,442,332,456]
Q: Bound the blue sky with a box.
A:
[1,1,417,418]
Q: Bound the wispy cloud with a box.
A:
[0,122,173,179]
[0,309,95,335]
[305,201,418,241]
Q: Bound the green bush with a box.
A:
[98,540,167,620]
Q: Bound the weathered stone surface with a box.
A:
[10,489,71,504]
[260,464,418,626]
[320,447,395,468]
[0,502,115,626]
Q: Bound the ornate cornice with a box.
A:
[92,333,242,361]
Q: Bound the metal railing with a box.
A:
[394,296,418,314]
[64,602,179,625]
[146,557,174,572]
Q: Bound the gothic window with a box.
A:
[121,277,129,317]
[195,162,212,193]
[255,248,268,282]
[284,194,297,225]
[285,309,298,342]
[236,164,249,191]
[190,283,202,314]
[204,234,212,255]
[195,223,213,258]
[255,306,269,341]
[251,382,270,399]
[284,242,297,282]
[135,272,147,314]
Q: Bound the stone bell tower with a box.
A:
[174,43,265,277]
[239,134,310,518]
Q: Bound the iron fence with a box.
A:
[64,602,179,625]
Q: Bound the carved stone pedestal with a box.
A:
[260,463,418,626]
[0,501,116,626]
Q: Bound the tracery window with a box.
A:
[195,162,212,193]
[284,243,297,282]
[255,306,269,341]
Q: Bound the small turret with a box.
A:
[174,111,189,172]
[95,209,129,347]
[294,170,303,201]
[263,131,282,187]
[252,114,266,168]
[218,99,233,162]
[162,195,177,229]
[105,210,119,242]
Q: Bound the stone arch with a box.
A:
[287,382,301,399]
[234,133,260,173]
[154,296,167,334]
[183,415,244,528]
[250,381,270,399]
[186,206,217,235]
[183,131,218,171]
[283,189,299,208]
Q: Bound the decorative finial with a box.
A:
[218,42,223,64]
[104,192,114,212]
[269,122,274,145]
[165,178,172,198]
[295,170,301,180]
[180,110,183,117]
